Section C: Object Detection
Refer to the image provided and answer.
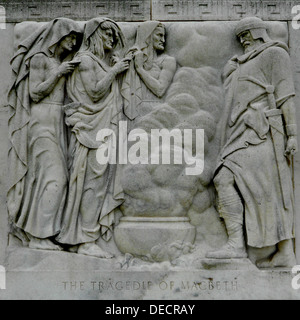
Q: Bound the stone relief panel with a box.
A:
[6,16,297,271]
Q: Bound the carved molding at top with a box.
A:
[0,0,298,23]
[0,0,151,22]
[152,0,299,21]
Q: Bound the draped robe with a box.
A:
[216,41,295,247]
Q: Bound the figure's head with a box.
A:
[235,17,270,53]
[98,20,120,51]
[134,21,166,70]
[83,18,124,59]
[58,32,78,52]
[152,23,166,52]
[136,21,166,53]
[44,18,82,58]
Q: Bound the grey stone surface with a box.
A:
[0,0,151,22]
[205,17,297,268]
[0,109,8,266]
[152,0,300,21]
[1,1,299,22]
[288,21,300,262]
[0,1,300,300]
[1,245,299,300]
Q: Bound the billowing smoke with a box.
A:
[120,66,224,218]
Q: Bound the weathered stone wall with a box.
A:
[0,0,300,299]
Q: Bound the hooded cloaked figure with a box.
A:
[121,21,176,126]
[56,18,126,253]
[206,18,297,265]
[7,18,82,245]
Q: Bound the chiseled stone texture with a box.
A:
[288,21,300,262]
[152,0,300,21]
[1,1,299,22]
[7,19,291,262]
[0,24,14,266]
[1,246,299,300]
[0,0,151,22]
[0,1,299,300]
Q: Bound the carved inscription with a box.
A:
[61,279,239,292]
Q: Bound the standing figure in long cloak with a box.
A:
[56,18,130,258]
[7,18,82,250]
[206,17,298,267]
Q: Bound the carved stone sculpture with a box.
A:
[5,15,298,270]
[121,21,176,128]
[206,17,297,268]
[56,18,129,258]
[114,22,221,261]
[7,18,82,251]
[2,1,300,300]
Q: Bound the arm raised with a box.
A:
[79,55,130,103]
[29,53,76,103]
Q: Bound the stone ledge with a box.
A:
[2,246,299,299]
[4,245,257,272]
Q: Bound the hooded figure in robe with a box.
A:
[56,18,129,258]
[7,18,82,250]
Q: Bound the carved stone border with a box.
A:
[0,0,298,23]
[0,0,151,22]
[152,0,299,21]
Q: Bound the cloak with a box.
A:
[7,18,82,238]
[216,41,295,247]
[57,18,125,244]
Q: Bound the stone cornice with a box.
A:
[0,0,298,23]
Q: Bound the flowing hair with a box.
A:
[86,20,121,60]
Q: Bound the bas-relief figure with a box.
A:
[121,21,176,128]
[206,17,297,268]
[6,16,298,268]
[56,17,129,258]
[7,18,82,251]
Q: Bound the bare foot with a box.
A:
[77,242,114,259]
[206,243,247,259]
[257,239,296,268]
[256,250,296,268]
[29,238,63,251]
